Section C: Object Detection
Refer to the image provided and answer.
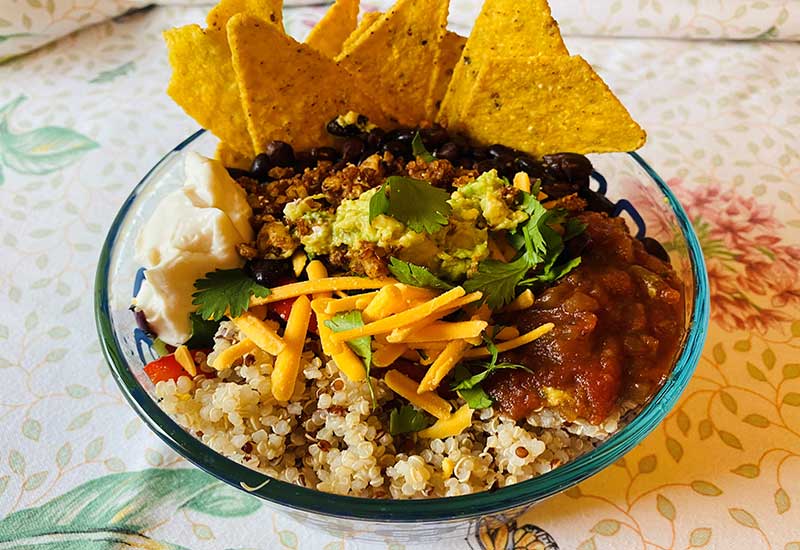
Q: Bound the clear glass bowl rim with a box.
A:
[95,129,710,523]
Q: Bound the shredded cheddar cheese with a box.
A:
[502,289,534,312]
[306,260,331,300]
[174,345,197,377]
[418,404,473,439]
[211,338,257,371]
[332,348,367,381]
[389,320,488,344]
[250,277,396,306]
[323,291,379,314]
[271,295,312,401]
[373,343,409,368]
[384,369,451,419]
[233,311,286,355]
[464,322,555,358]
[362,285,406,322]
[417,340,471,393]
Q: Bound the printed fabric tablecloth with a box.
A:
[0,1,798,549]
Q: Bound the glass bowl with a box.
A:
[95,130,709,543]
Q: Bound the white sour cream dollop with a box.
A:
[134,152,253,345]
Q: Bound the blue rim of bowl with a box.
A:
[95,130,710,523]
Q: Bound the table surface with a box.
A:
[0,2,798,549]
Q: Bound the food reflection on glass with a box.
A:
[131,0,685,498]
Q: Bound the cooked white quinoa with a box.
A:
[154,321,635,498]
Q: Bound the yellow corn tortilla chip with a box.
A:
[458,55,646,157]
[207,0,283,31]
[426,31,466,119]
[164,0,283,155]
[437,0,568,129]
[341,11,382,53]
[305,0,359,58]
[335,0,450,126]
[227,14,393,152]
[164,26,253,155]
[216,141,252,169]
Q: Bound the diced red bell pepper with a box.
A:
[144,354,185,384]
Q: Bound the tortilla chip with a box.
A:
[207,0,283,32]
[425,31,466,119]
[437,0,568,129]
[340,11,382,53]
[164,25,253,155]
[458,55,646,157]
[216,141,253,169]
[228,14,392,152]
[164,0,283,155]
[305,0,359,58]
[335,0,450,126]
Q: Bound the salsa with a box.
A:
[487,211,684,423]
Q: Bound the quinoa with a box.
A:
[154,321,634,499]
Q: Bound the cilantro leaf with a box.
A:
[185,313,220,348]
[463,257,529,309]
[458,386,494,410]
[324,310,376,408]
[387,257,454,290]
[389,405,432,436]
[411,132,435,163]
[563,218,587,241]
[192,269,271,321]
[368,183,390,224]
[373,176,452,234]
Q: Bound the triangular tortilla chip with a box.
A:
[335,0,450,126]
[340,11,382,54]
[305,0,359,58]
[425,31,466,119]
[227,14,393,152]
[458,55,646,157]
[164,0,283,155]
[437,0,568,129]
[216,141,252,169]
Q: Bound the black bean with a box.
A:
[434,141,460,163]
[250,153,271,181]
[475,159,497,174]
[580,188,615,214]
[495,154,516,176]
[420,125,449,149]
[457,157,476,169]
[543,153,593,186]
[312,147,339,162]
[385,129,415,143]
[365,128,385,151]
[246,259,291,286]
[488,143,515,159]
[341,138,365,163]
[515,156,546,179]
[383,140,409,158]
[294,150,315,170]
[134,309,153,335]
[265,141,294,167]
[642,237,671,263]
[226,167,250,180]
[326,117,362,137]
[471,147,491,161]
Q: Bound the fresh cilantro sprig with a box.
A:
[185,313,220,348]
[451,335,533,409]
[389,405,432,436]
[192,269,271,320]
[324,310,376,408]
[368,176,452,233]
[388,258,454,290]
[464,189,586,308]
[411,132,435,163]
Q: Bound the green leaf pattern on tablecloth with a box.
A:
[0,2,798,550]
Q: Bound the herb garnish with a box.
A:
[451,334,532,409]
[368,176,452,233]
[324,310,376,408]
[411,132,435,162]
[387,257,454,290]
[389,405,432,435]
[192,269,271,320]
[185,312,220,348]
[464,190,585,308]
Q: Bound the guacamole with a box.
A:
[282,169,527,280]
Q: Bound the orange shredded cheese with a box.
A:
[384,370,451,419]
[418,404,473,439]
[389,320,488,343]
[250,277,396,306]
[174,345,197,377]
[417,340,471,393]
[323,291,380,314]
[362,285,406,322]
[233,311,286,355]
[310,299,344,356]
[332,348,367,381]
[271,295,312,401]
[211,338,257,371]
[464,322,555,358]
[306,260,331,300]
[373,343,408,367]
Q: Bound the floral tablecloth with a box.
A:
[0,1,798,549]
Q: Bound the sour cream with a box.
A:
[134,152,253,345]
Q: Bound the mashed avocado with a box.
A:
[282,170,527,280]
[451,170,529,231]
